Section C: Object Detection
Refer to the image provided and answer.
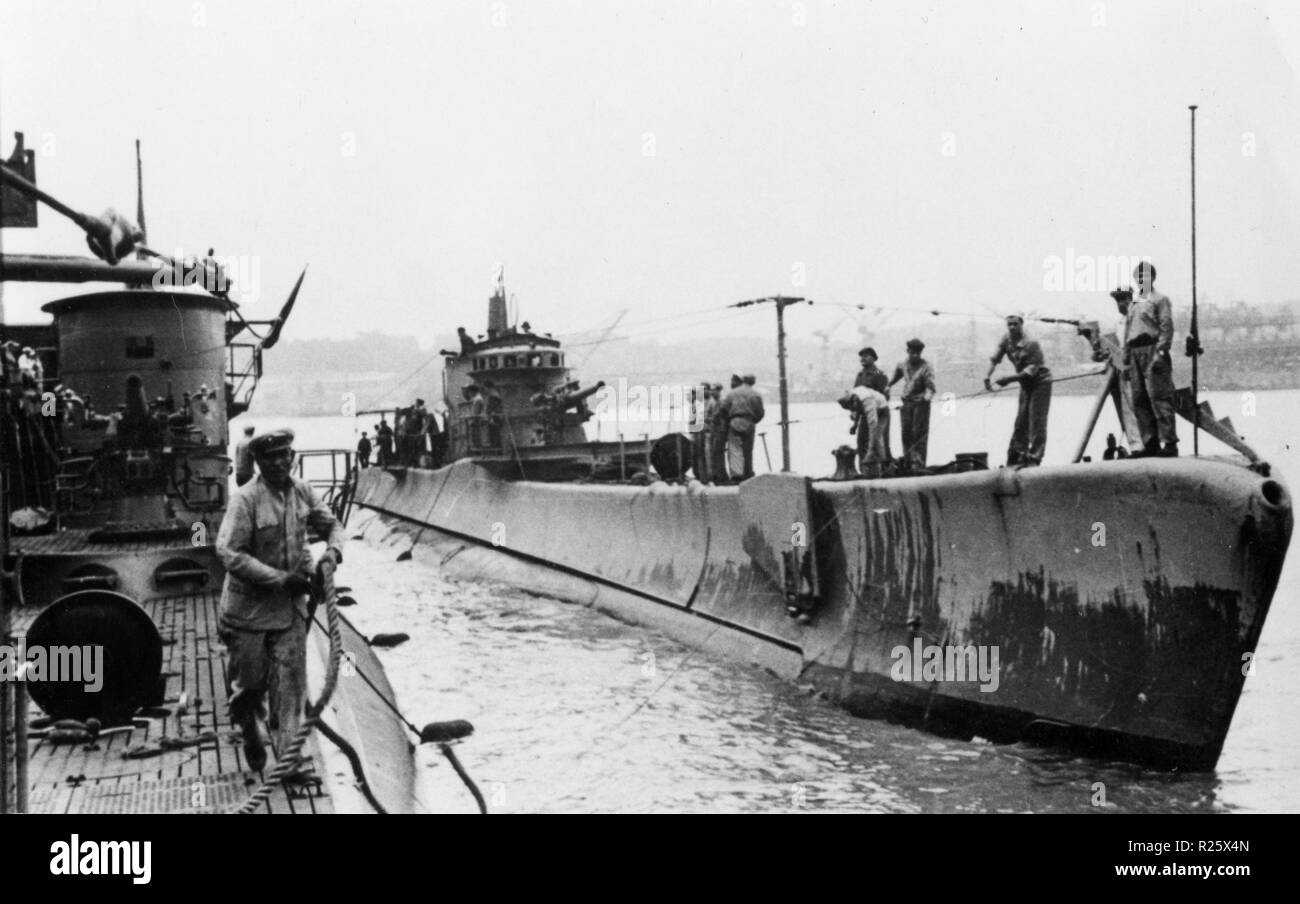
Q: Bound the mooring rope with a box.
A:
[233,574,344,814]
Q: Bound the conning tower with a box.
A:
[441,276,600,462]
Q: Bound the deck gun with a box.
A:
[1038,316,1108,362]
[530,380,605,417]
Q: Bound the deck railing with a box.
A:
[294,449,358,523]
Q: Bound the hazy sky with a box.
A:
[3,0,1298,348]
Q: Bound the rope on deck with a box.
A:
[233,574,344,815]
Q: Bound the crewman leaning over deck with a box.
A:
[718,374,764,481]
[985,314,1053,467]
[1125,262,1178,457]
[840,385,889,476]
[216,429,345,774]
[889,339,936,472]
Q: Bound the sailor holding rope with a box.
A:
[216,429,345,774]
[889,339,936,473]
[985,314,1053,467]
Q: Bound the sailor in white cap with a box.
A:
[215,428,346,773]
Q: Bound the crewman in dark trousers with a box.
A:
[217,429,345,774]
[718,374,764,481]
[854,346,893,473]
[889,339,936,472]
[985,314,1053,466]
[1124,262,1178,457]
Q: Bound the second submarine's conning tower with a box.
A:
[436,276,685,480]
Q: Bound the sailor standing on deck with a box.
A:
[216,429,345,773]
[464,383,489,450]
[889,339,936,472]
[713,376,742,482]
[1124,262,1178,457]
[853,347,893,473]
[482,383,504,450]
[234,425,256,486]
[690,383,712,482]
[715,378,737,481]
[412,399,431,465]
[376,417,394,466]
[985,315,1053,467]
[718,374,764,481]
[1103,288,1143,452]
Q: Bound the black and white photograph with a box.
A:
[0,0,1296,853]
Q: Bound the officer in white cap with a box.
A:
[215,428,345,773]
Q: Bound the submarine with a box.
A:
[349,272,1292,771]
[0,133,479,814]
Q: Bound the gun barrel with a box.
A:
[123,374,150,425]
[556,381,606,408]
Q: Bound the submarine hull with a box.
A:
[352,457,1291,769]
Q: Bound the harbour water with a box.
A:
[236,388,1299,813]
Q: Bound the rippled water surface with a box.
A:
[242,390,1300,813]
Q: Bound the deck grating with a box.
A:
[12,588,333,814]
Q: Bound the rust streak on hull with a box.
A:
[353,456,1290,769]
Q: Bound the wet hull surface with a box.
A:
[351,456,1291,769]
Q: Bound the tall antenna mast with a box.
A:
[730,294,811,472]
[135,139,148,260]
[1188,105,1201,456]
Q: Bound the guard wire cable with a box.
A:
[788,368,1108,425]
[302,603,488,815]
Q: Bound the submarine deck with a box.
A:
[9,529,199,556]
[7,588,332,815]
